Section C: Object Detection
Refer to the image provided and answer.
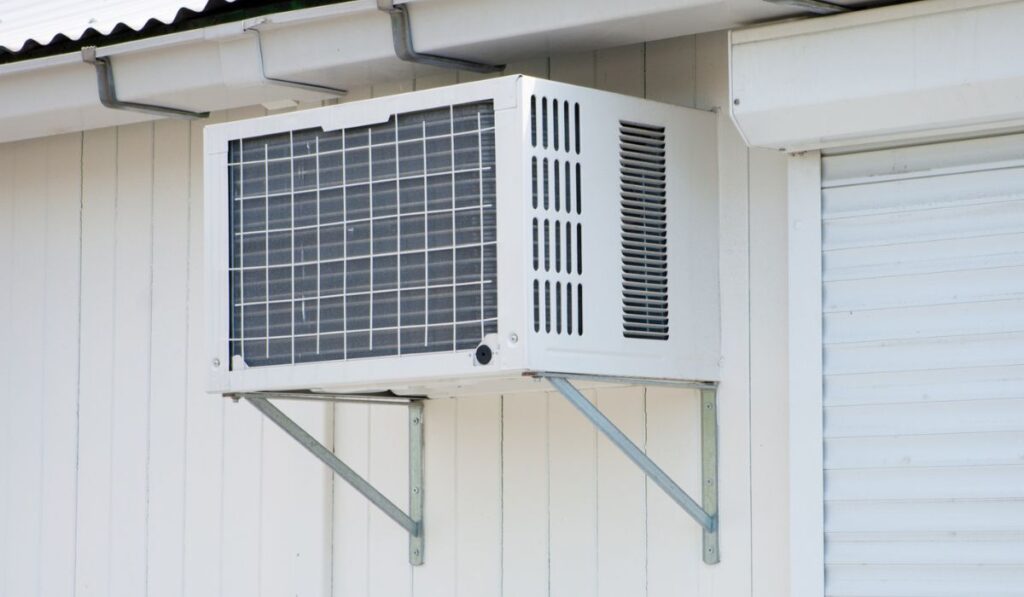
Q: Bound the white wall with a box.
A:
[0,31,789,597]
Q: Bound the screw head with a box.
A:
[733,98,741,106]
[412,417,421,424]
[212,358,221,367]
[412,487,420,494]
[509,333,519,344]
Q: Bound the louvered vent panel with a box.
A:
[620,121,668,340]
[530,94,583,336]
[226,101,498,367]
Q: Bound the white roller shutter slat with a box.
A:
[821,134,1024,597]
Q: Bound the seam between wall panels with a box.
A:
[107,126,120,595]
[746,146,753,597]
[144,121,156,597]
[73,131,84,597]
[180,121,192,597]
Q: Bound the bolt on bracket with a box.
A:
[541,374,720,564]
[81,46,209,119]
[241,394,425,565]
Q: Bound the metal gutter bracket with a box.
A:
[240,394,425,565]
[541,375,720,564]
[377,0,504,74]
[81,46,209,119]
[244,20,348,97]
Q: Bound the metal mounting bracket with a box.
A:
[376,0,504,74]
[81,46,209,120]
[238,393,425,565]
[540,375,720,564]
[244,20,348,97]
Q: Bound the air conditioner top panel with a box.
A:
[204,75,720,395]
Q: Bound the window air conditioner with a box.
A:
[205,75,719,397]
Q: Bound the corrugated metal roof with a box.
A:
[0,0,237,53]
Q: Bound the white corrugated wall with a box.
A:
[0,32,791,597]
[821,135,1024,596]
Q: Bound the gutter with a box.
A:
[0,0,748,144]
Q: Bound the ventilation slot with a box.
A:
[528,96,583,337]
[619,121,668,340]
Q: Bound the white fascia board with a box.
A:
[729,0,1024,151]
[0,0,780,144]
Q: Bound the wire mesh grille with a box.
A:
[227,101,498,367]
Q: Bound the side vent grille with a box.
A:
[530,94,583,336]
[620,121,668,340]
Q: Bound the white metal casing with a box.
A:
[204,75,719,396]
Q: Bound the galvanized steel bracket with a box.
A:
[81,46,209,119]
[376,0,504,74]
[237,393,425,565]
[540,374,720,564]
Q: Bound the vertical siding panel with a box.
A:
[333,403,370,597]
[147,119,191,597]
[183,110,226,597]
[220,396,262,597]
[367,403,412,597]
[413,399,457,597]
[549,52,595,86]
[548,388,598,597]
[415,72,458,91]
[696,30,753,597]
[594,45,646,97]
[748,149,790,597]
[0,141,13,595]
[76,127,118,597]
[109,122,155,597]
[259,401,333,597]
[501,391,549,597]
[39,133,84,597]
[645,36,698,108]
[595,388,647,597]
[220,106,267,597]
[646,387,702,597]
[6,137,47,597]
[455,396,502,597]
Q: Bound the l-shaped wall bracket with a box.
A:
[377,0,504,74]
[538,374,720,564]
[81,46,209,119]
[244,20,349,97]
[236,393,425,565]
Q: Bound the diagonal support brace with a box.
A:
[81,46,209,119]
[377,0,504,74]
[544,376,720,564]
[243,395,425,565]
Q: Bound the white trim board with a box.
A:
[787,151,824,597]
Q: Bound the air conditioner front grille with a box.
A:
[227,101,498,367]
[619,120,668,340]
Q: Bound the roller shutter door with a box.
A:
[821,134,1024,596]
